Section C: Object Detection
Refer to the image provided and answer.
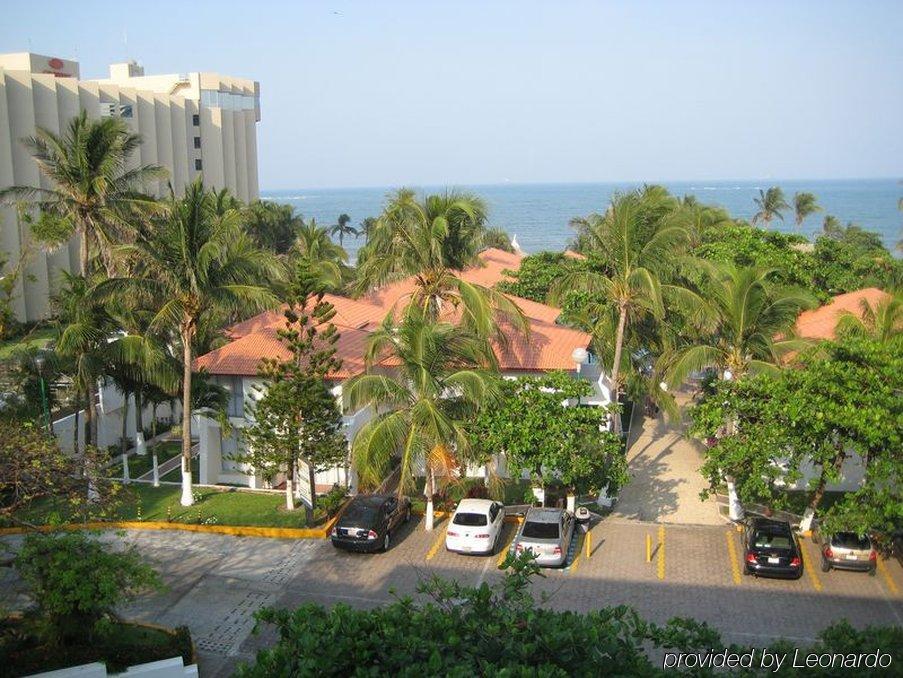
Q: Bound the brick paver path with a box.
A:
[612,397,722,525]
[3,521,901,676]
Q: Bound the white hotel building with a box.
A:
[0,51,261,323]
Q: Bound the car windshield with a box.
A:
[522,521,559,540]
[753,531,792,550]
[343,503,378,524]
[453,512,488,527]
[833,533,870,549]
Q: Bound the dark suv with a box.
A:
[742,517,803,579]
[330,494,411,553]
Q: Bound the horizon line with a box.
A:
[260,176,903,193]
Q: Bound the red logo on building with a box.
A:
[48,58,64,70]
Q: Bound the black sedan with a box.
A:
[742,517,803,579]
[330,494,411,553]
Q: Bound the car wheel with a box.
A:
[383,532,391,552]
[821,557,831,573]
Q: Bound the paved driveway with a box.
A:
[613,397,722,525]
[3,520,901,676]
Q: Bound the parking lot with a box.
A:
[3,517,900,676]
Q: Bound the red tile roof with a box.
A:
[794,288,890,340]
[194,248,592,379]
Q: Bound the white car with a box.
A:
[445,498,506,555]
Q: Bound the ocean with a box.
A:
[261,179,902,261]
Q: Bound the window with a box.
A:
[193,136,201,149]
[99,103,132,118]
[453,513,488,527]
[192,113,200,126]
[195,159,203,171]
[521,521,559,539]
[489,503,500,522]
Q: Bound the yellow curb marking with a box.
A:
[877,557,900,596]
[657,525,665,580]
[799,536,823,592]
[568,534,584,575]
[725,530,742,585]
[0,520,332,540]
[497,524,518,567]
[425,521,448,561]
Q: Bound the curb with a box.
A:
[0,511,344,540]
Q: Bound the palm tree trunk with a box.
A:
[306,459,317,524]
[85,380,97,448]
[609,303,628,434]
[78,228,89,276]
[135,389,144,438]
[180,327,194,507]
[72,393,80,454]
[120,388,130,455]
[424,467,435,531]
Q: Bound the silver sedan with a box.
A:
[512,507,575,567]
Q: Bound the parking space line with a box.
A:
[725,531,742,585]
[657,525,665,580]
[877,558,900,596]
[567,534,584,575]
[425,524,447,561]
[798,536,822,592]
[496,525,516,567]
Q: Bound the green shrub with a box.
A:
[15,532,162,643]
[319,485,348,517]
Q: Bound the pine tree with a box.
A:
[240,262,347,520]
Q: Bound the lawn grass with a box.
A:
[109,441,181,480]
[15,483,320,529]
[0,325,57,360]
[160,453,199,482]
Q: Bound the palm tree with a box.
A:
[53,273,116,449]
[662,263,816,385]
[752,187,790,227]
[344,310,499,531]
[822,214,843,236]
[836,293,902,347]
[553,188,692,433]
[0,111,166,275]
[356,189,488,283]
[292,219,349,289]
[355,189,525,340]
[792,192,821,229]
[102,180,279,505]
[329,213,358,246]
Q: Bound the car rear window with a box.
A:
[833,533,870,549]
[753,531,792,550]
[453,512,488,526]
[343,503,378,523]
[522,521,559,539]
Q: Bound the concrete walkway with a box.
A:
[612,398,722,525]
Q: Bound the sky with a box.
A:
[2,1,902,189]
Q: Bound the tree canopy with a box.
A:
[468,372,627,499]
[689,337,902,536]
